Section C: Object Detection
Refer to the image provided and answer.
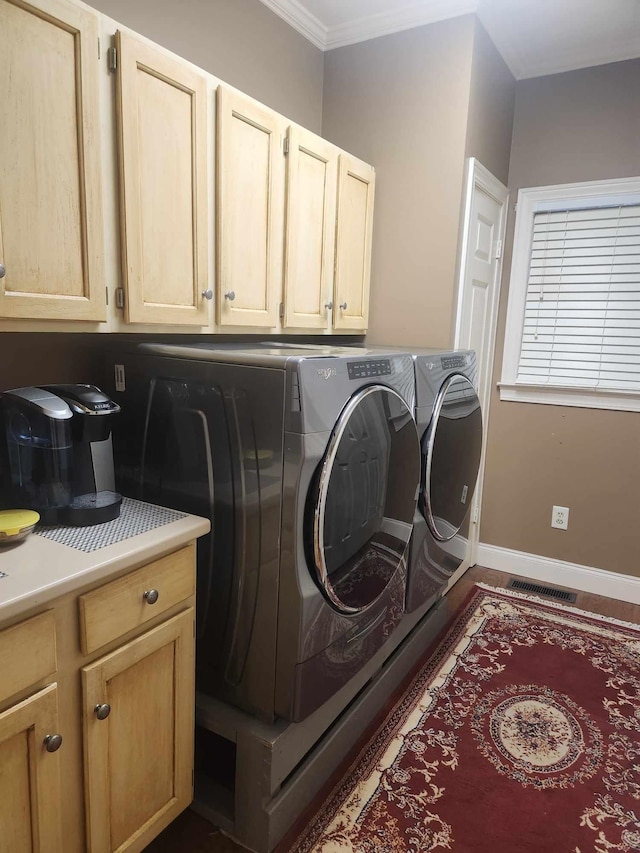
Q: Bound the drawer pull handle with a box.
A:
[143,588,159,605]
[43,734,63,753]
[324,301,333,310]
[95,703,111,720]
[339,301,348,310]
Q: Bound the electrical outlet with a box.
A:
[551,505,569,530]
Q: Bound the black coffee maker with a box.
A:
[0,384,122,526]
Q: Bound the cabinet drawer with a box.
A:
[78,545,195,654]
[0,611,56,700]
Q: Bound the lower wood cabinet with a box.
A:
[0,543,197,853]
[82,609,195,853]
[0,683,63,853]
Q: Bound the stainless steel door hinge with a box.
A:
[107,46,118,73]
[495,239,503,260]
[115,288,125,309]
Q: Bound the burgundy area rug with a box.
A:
[285,584,640,853]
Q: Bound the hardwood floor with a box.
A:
[143,565,640,853]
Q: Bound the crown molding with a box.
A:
[258,0,327,50]
[324,0,478,50]
[512,37,640,80]
[258,0,477,52]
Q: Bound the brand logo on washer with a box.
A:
[317,367,337,380]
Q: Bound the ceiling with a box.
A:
[257,0,640,79]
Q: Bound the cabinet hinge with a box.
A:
[283,136,289,156]
[472,504,479,523]
[513,202,518,213]
[107,45,118,73]
[115,287,125,309]
[279,301,284,319]
[97,37,101,60]
[495,239,503,260]
[105,286,109,306]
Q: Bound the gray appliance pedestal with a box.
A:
[193,596,451,853]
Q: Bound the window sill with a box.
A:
[498,383,640,413]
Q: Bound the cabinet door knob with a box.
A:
[0,263,5,279]
[43,734,63,753]
[339,302,348,310]
[224,290,236,301]
[143,588,159,605]
[324,301,333,310]
[201,289,213,301]
[95,703,111,720]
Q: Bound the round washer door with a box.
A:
[310,385,420,614]
[422,374,483,542]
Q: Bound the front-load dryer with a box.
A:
[407,349,483,615]
[106,343,420,724]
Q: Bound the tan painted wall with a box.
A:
[322,16,476,348]
[0,334,105,390]
[464,21,515,186]
[481,60,640,575]
[86,0,324,132]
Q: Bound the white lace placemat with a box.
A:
[36,497,187,553]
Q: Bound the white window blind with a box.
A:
[517,203,640,392]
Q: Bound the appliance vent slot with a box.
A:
[506,578,577,603]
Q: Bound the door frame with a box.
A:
[452,158,509,571]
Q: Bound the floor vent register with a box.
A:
[506,577,578,603]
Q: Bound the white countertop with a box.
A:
[0,499,210,624]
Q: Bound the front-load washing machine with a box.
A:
[106,343,420,724]
[406,349,483,615]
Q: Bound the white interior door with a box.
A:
[451,158,508,576]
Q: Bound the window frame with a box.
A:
[499,176,640,413]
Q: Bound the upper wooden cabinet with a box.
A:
[216,86,285,328]
[283,126,338,330]
[333,154,375,332]
[0,0,375,333]
[115,30,209,326]
[0,0,106,322]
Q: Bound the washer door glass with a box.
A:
[422,374,483,542]
[310,385,420,614]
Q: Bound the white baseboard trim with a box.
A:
[477,543,640,606]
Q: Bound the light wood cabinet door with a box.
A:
[333,154,376,332]
[116,30,209,326]
[216,86,284,328]
[0,684,63,853]
[0,0,105,321]
[283,126,338,330]
[82,609,195,853]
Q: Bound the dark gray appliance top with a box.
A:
[135,342,417,434]
[137,341,374,367]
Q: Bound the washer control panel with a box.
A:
[440,354,468,370]
[347,359,393,380]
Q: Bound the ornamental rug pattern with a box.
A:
[286,585,640,853]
